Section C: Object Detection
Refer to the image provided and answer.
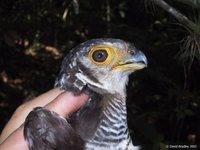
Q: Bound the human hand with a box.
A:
[0,89,89,150]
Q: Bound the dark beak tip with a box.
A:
[143,58,148,67]
[134,51,148,67]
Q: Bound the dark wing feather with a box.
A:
[24,107,84,150]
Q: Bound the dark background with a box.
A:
[0,0,199,149]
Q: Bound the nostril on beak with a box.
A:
[129,50,135,55]
[127,44,137,55]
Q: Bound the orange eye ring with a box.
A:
[89,46,113,65]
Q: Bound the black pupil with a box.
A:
[92,50,108,62]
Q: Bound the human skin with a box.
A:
[0,88,89,150]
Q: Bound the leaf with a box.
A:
[62,8,69,21]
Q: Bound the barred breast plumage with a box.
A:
[24,38,147,150]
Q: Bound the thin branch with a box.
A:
[152,0,196,30]
[62,0,79,21]
[175,0,200,8]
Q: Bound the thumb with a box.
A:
[45,91,89,117]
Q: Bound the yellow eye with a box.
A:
[89,46,113,65]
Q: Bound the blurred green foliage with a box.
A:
[0,0,199,149]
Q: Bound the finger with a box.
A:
[45,91,89,117]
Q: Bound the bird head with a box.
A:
[55,38,147,95]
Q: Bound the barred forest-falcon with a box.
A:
[24,38,147,150]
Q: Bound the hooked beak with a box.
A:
[113,50,147,71]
